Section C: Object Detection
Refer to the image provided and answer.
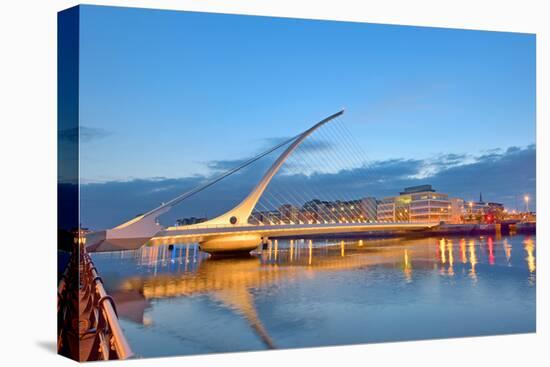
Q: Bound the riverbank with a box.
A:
[428,222,536,236]
[270,222,536,241]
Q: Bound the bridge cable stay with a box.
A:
[332,117,381,220]
[306,123,365,221]
[252,112,380,226]
[246,157,307,225]
[253,125,346,224]
[325,117,379,221]
[252,127,342,224]
[319,118,371,220]
[274,135,348,224]
[261,115,360,224]
[311,116,379,221]
[288,116,377,224]
[312,122,368,222]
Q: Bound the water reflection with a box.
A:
[403,249,412,282]
[468,239,477,281]
[523,237,536,273]
[523,236,536,285]
[488,237,495,265]
[447,240,454,276]
[460,239,467,264]
[503,238,512,264]
[93,234,536,355]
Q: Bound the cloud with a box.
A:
[59,126,112,143]
[206,158,250,172]
[298,139,334,153]
[262,136,334,153]
[407,152,475,179]
[80,144,535,230]
[429,143,535,203]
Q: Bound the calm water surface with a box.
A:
[91,234,536,358]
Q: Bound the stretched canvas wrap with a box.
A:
[57,4,536,362]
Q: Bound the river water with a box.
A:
[91,234,536,358]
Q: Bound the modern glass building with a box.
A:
[377,185,451,223]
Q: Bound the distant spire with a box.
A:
[479,192,483,203]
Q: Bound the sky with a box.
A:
[74,5,536,229]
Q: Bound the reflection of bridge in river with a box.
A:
[106,235,535,349]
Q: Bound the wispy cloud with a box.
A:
[59,126,112,143]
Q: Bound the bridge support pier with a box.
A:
[261,236,269,250]
[199,234,262,256]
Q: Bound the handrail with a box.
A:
[57,265,69,313]
[58,232,134,361]
[81,250,133,360]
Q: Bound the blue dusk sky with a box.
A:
[74,5,536,229]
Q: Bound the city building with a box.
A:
[377,185,451,223]
[175,216,207,226]
[377,195,411,222]
[359,197,378,221]
[302,199,330,223]
[449,198,465,223]
[279,204,300,224]
[250,196,378,225]
[465,193,504,223]
[249,210,281,224]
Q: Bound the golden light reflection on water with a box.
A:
[403,249,412,282]
[110,235,535,349]
[447,240,454,276]
[468,239,477,281]
[523,237,536,274]
[460,239,467,264]
[184,244,190,271]
[132,235,537,293]
[503,238,512,264]
[308,239,313,266]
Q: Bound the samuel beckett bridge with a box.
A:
[86,110,438,255]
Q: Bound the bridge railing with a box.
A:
[165,220,430,231]
[58,235,133,361]
[80,249,134,360]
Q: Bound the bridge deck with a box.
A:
[153,221,437,242]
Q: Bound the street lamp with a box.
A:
[524,195,529,213]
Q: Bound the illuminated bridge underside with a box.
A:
[151,222,437,253]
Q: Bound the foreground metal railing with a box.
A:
[80,250,133,360]
[57,254,73,354]
[58,237,133,361]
